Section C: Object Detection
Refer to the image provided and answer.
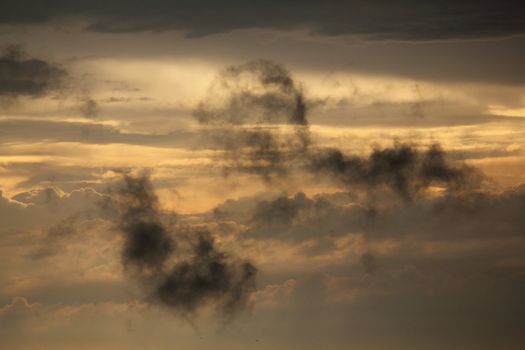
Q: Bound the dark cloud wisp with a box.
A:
[197,60,483,199]
[194,59,310,181]
[311,143,483,200]
[0,45,67,97]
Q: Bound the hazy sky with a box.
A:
[1,2,525,350]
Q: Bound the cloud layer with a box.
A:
[1,1,525,40]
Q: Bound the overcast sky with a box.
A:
[1,2,525,350]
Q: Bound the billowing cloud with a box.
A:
[0,187,109,229]
[311,143,483,200]
[214,184,525,243]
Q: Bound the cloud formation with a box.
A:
[197,60,482,199]
[0,187,108,229]
[0,45,67,97]
[1,1,524,41]
[117,173,257,317]
[311,143,483,200]
[194,59,310,181]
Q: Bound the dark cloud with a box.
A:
[156,231,257,316]
[116,173,257,317]
[251,192,310,227]
[215,192,348,242]
[198,60,482,199]
[195,59,307,126]
[194,59,310,181]
[118,173,174,272]
[1,1,524,41]
[206,186,525,346]
[311,143,483,200]
[0,45,67,97]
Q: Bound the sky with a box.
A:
[1,1,525,349]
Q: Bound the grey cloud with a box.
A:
[116,173,257,317]
[194,59,311,181]
[277,269,525,350]
[8,21,525,88]
[1,1,524,41]
[118,173,175,272]
[310,143,483,200]
[156,231,257,317]
[198,60,482,199]
[246,192,363,240]
[195,59,307,126]
[0,45,67,97]
[210,183,525,245]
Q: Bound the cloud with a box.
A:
[245,184,525,247]
[0,45,67,98]
[0,119,204,149]
[203,182,525,346]
[118,173,175,272]
[116,172,257,318]
[197,60,482,199]
[0,187,110,230]
[239,192,362,241]
[1,1,524,41]
[310,143,483,200]
[194,59,307,126]
[77,98,98,118]
[0,54,521,346]
[194,59,310,181]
